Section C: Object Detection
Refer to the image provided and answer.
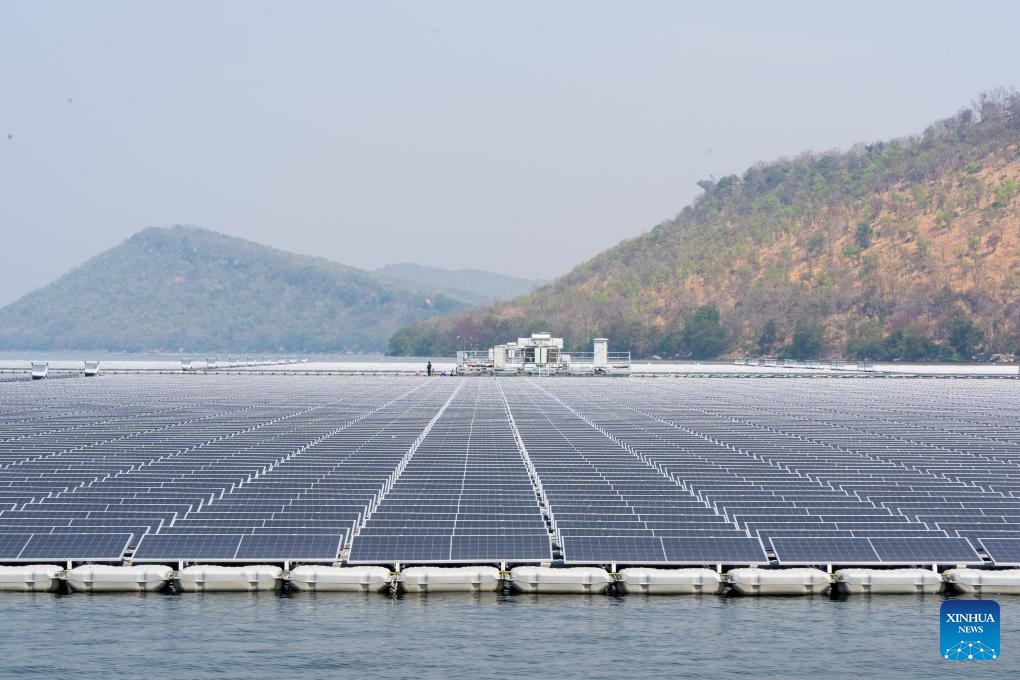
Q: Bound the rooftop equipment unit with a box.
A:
[30,361,48,379]
[593,338,608,370]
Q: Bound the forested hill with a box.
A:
[389,92,1020,361]
[375,263,546,304]
[0,226,468,352]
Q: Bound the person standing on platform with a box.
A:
[426,361,433,377]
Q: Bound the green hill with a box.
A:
[375,263,547,305]
[389,91,1020,361]
[0,226,469,353]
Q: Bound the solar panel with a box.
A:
[771,537,881,564]
[450,533,551,562]
[868,537,981,563]
[133,534,243,561]
[661,537,768,564]
[955,530,1020,546]
[234,533,344,561]
[15,532,133,561]
[561,536,668,563]
[348,534,452,563]
[980,538,1020,566]
[0,533,32,559]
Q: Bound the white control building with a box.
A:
[457,332,630,376]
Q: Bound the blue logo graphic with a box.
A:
[941,600,999,660]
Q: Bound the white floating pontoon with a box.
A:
[65,564,172,593]
[834,568,943,595]
[618,568,723,595]
[287,566,390,593]
[509,566,612,594]
[944,568,1020,595]
[727,568,831,595]
[400,566,501,593]
[0,565,63,592]
[175,565,282,592]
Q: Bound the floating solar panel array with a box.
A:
[501,381,766,565]
[348,380,552,563]
[0,376,460,563]
[524,378,1018,566]
[134,381,463,563]
[1,374,1018,566]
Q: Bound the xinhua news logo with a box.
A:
[941,600,999,660]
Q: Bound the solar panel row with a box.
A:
[348,380,552,563]
[509,378,1018,566]
[0,532,132,562]
[0,374,1016,566]
[770,536,983,565]
[0,377,461,562]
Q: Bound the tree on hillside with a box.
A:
[757,319,781,355]
[942,316,984,360]
[526,319,552,334]
[784,324,825,359]
[680,305,729,359]
[854,221,873,249]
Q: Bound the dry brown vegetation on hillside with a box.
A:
[390,91,1020,361]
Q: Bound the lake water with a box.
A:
[3,592,1017,679]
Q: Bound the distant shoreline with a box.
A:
[1,355,1016,377]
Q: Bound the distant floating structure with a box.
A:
[457,332,630,376]
[83,360,100,377]
[30,361,48,380]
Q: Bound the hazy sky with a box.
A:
[2,1,1019,306]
